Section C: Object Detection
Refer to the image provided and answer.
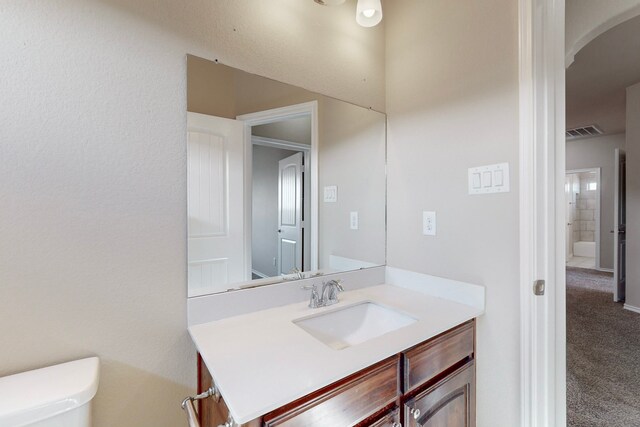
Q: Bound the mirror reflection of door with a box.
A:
[251,141,310,279]
[250,114,312,280]
[187,112,245,296]
[278,152,304,275]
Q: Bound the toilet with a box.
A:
[0,357,99,427]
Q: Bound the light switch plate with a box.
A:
[350,211,359,230]
[324,186,337,203]
[423,211,436,236]
[468,163,510,194]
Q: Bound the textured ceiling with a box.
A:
[566,14,640,134]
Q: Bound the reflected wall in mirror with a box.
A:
[187,55,386,296]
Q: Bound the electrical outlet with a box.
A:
[350,211,359,230]
[423,211,436,236]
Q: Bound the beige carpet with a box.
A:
[567,267,640,426]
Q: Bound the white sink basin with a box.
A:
[293,302,417,350]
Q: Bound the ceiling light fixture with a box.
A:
[356,0,383,27]
[314,0,347,5]
[313,0,383,27]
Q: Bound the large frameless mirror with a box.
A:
[186,55,386,297]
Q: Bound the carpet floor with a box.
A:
[567,267,640,426]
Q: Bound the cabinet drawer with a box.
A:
[263,356,400,427]
[403,321,474,393]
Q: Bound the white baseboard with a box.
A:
[597,267,614,273]
[624,304,640,314]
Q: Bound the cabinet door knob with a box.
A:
[391,422,402,427]
[410,407,421,419]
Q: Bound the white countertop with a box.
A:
[189,283,484,424]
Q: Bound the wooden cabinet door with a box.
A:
[404,362,475,427]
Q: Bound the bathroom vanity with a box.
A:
[197,321,475,427]
[184,55,484,427]
[189,284,483,427]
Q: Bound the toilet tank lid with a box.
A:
[0,357,100,426]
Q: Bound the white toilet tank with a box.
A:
[0,357,99,427]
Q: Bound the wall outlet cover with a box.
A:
[423,211,436,236]
[350,211,359,230]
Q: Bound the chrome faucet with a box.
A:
[302,279,344,308]
[320,279,344,306]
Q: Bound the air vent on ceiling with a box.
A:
[566,124,603,139]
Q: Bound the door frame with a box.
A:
[613,148,626,303]
[521,1,640,424]
[252,135,311,277]
[236,101,319,279]
[566,168,602,270]
[518,0,566,425]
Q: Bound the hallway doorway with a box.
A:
[565,169,600,270]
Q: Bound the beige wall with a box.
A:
[318,97,387,268]
[566,133,626,269]
[626,82,640,309]
[384,1,520,425]
[0,2,385,427]
[187,55,320,119]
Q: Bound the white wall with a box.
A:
[0,2,385,426]
[566,0,640,65]
[626,82,640,309]
[384,1,521,425]
[566,133,626,269]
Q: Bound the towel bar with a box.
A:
[181,387,213,427]
[181,387,236,427]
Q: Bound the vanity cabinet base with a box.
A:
[197,320,475,427]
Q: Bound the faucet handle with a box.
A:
[333,279,344,292]
[301,284,320,308]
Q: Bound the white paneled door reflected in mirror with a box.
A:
[186,55,387,297]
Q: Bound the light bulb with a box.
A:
[356,0,382,27]
[362,9,376,18]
